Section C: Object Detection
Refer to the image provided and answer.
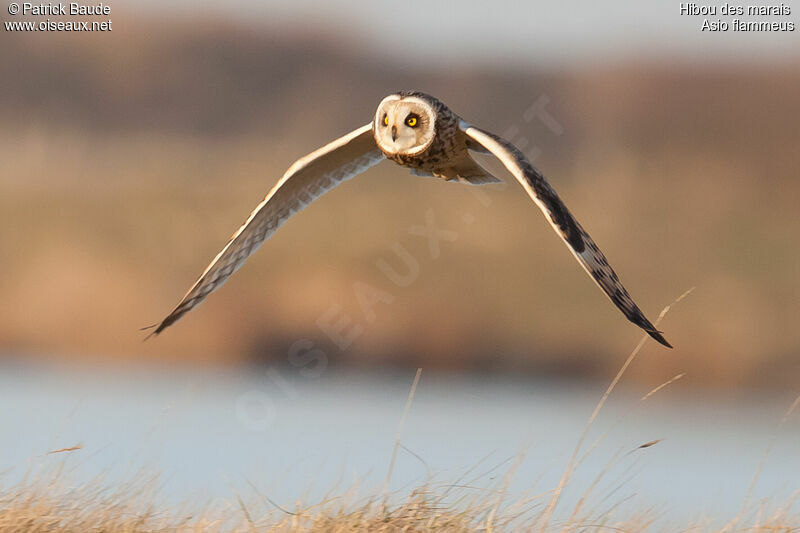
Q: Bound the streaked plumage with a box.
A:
[147,91,671,348]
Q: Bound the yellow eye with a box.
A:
[406,116,418,127]
[382,115,389,126]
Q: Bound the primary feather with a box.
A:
[461,124,671,348]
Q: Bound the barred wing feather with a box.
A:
[462,124,671,348]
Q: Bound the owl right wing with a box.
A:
[462,123,671,348]
[147,123,384,336]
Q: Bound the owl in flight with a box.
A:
[147,92,671,348]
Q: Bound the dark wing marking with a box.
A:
[148,124,384,336]
[462,123,671,348]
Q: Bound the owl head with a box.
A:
[373,93,437,156]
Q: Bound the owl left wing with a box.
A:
[461,123,671,348]
[147,124,383,336]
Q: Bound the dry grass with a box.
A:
[1,472,797,533]
[0,479,509,533]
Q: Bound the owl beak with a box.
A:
[391,125,397,142]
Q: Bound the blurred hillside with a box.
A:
[1,19,798,390]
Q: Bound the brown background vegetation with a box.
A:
[1,19,798,391]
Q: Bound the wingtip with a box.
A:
[648,329,673,349]
[140,322,163,342]
[141,309,183,341]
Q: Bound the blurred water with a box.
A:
[0,358,798,528]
